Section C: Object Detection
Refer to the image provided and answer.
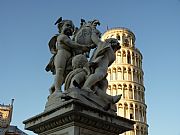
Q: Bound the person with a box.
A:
[50,18,93,94]
[64,54,90,90]
[82,38,121,94]
[75,19,122,104]
[64,54,121,110]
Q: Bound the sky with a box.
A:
[0,0,180,135]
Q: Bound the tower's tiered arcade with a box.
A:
[102,28,148,135]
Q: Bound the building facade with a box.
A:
[0,101,13,135]
[101,28,148,135]
[0,100,27,135]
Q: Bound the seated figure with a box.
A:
[65,53,121,111]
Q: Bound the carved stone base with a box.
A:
[44,88,117,114]
[23,99,134,135]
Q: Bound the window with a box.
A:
[118,84,122,90]
[117,50,121,56]
[127,51,131,64]
[130,113,134,119]
[116,34,120,40]
[124,38,129,47]
[113,84,116,89]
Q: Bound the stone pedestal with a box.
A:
[23,99,134,135]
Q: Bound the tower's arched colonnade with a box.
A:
[101,28,148,135]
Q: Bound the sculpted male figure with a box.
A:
[89,39,122,106]
[64,54,90,90]
[64,54,121,110]
[82,38,121,92]
[72,19,122,104]
[48,17,93,94]
[86,38,122,106]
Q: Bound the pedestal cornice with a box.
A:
[23,100,134,134]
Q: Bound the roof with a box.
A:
[6,126,28,135]
[102,27,136,40]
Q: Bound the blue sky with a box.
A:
[0,0,180,135]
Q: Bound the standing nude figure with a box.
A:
[82,37,121,92]
[50,18,92,94]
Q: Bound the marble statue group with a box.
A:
[45,17,122,113]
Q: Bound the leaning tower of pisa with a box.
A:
[101,28,148,135]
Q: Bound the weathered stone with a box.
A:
[23,18,135,135]
[23,99,134,135]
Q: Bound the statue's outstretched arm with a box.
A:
[62,36,94,51]
[63,36,83,48]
